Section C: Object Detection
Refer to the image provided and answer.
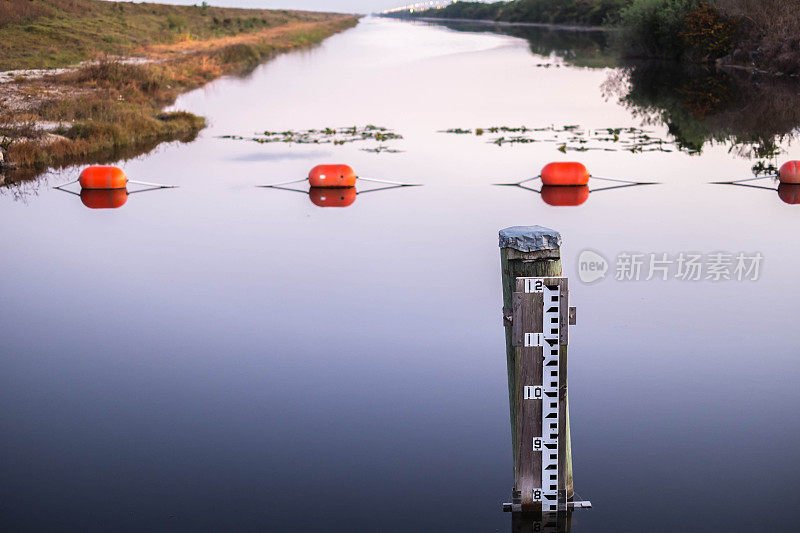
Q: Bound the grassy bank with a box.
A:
[0,0,358,180]
[384,1,800,74]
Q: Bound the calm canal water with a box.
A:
[1,17,799,532]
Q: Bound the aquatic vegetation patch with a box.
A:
[751,160,779,177]
[361,146,403,153]
[440,124,692,154]
[221,125,404,152]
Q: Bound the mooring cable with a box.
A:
[710,175,777,185]
[355,176,421,186]
[256,177,310,188]
[52,179,80,190]
[127,180,178,189]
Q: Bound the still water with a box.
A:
[2,17,799,532]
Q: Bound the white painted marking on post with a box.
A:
[522,278,562,513]
[525,278,544,293]
[523,386,543,400]
[524,333,544,347]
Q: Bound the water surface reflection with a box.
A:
[604,62,800,161]
[431,20,614,69]
[1,17,799,533]
[432,19,800,165]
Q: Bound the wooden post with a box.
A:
[499,226,574,512]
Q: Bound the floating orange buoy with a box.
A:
[541,162,590,186]
[779,161,800,184]
[308,164,357,188]
[541,185,590,206]
[778,183,800,204]
[79,166,128,190]
[309,187,357,207]
[80,189,128,209]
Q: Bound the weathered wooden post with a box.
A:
[499,226,588,522]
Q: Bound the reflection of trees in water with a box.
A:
[433,21,615,69]
[436,19,800,164]
[603,62,800,161]
[0,129,199,199]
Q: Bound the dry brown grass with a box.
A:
[713,0,800,38]
[0,0,352,70]
[712,0,800,74]
[0,5,358,180]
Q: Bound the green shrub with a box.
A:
[219,43,261,64]
[617,0,699,58]
[166,14,186,30]
[680,3,737,60]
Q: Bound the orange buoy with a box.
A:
[309,187,357,207]
[308,164,357,188]
[79,166,128,190]
[80,189,128,209]
[541,162,590,186]
[778,183,800,205]
[541,185,590,206]
[778,161,800,184]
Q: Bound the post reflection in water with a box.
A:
[512,511,572,533]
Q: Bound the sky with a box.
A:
[126,0,414,15]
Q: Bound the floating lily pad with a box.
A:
[220,125,403,150]
[440,124,694,154]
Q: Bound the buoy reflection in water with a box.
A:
[540,185,590,206]
[778,183,800,204]
[80,189,129,209]
[309,187,357,207]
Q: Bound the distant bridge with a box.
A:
[379,0,507,16]
[381,1,457,15]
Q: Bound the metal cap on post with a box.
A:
[499,225,562,256]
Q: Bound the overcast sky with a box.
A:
[129,0,408,15]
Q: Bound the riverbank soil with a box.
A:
[0,0,358,181]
